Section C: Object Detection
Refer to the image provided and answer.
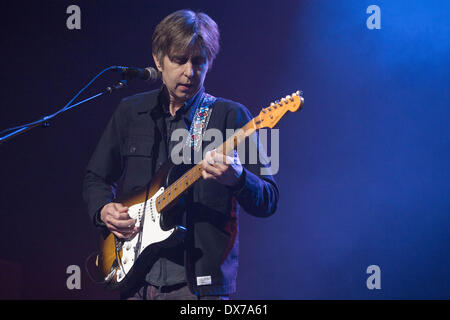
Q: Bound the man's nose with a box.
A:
[183,61,194,78]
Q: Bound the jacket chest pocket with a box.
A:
[123,137,154,158]
[121,137,155,194]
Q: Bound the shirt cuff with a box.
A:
[93,205,108,228]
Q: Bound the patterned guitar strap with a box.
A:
[185,92,217,153]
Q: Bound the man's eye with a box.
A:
[172,57,187,64]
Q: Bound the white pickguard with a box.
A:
[115,187,175,282]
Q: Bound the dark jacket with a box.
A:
[82,88,279,296]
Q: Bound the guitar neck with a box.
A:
[154,90,304,212]
[155,119,258,213]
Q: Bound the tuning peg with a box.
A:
[296,90,303,96]
[286,95,292,101]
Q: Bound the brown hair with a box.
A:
[152,10,220,69]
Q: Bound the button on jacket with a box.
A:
[82,87,279,297]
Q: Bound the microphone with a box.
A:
[111,66,159,82]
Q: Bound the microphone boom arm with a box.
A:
[0,66,145,145]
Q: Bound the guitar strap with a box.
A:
[185,92,216,152]
[183,92,216,277]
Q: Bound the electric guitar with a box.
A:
[86,91,304,295]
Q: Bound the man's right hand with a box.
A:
[100,203,139,239]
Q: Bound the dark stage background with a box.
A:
[0,0,448,299]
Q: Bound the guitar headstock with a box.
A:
[255,91,304,129]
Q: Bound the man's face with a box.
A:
[153,46,209,104]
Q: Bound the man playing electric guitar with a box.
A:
[82,9,279,300]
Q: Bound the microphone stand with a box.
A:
[0,78,129,145]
